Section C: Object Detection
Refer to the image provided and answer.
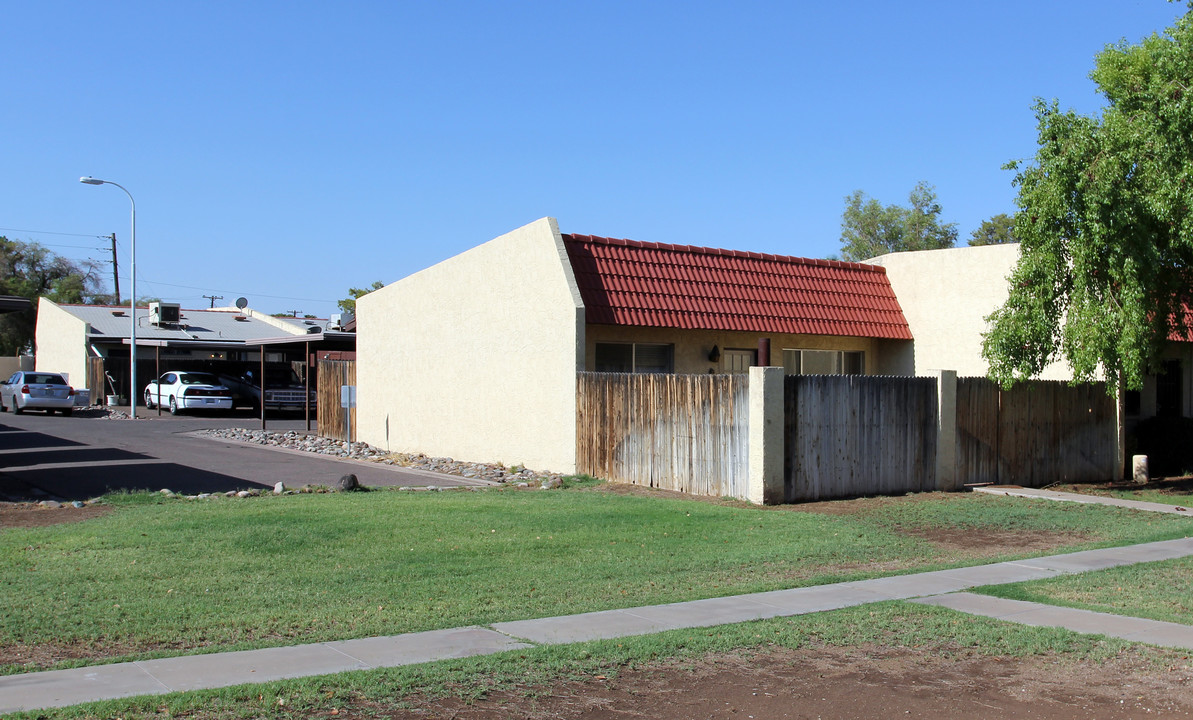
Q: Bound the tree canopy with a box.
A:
[0,237,104,355]
[337,281,384,315]
[983,11,1193,391]
[968,213,1017,246]
[838,181,958,261]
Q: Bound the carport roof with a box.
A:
[562,234,913,340]
[57,304,323,344]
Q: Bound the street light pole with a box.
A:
[80,176,137,419]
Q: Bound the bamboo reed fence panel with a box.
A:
[317,359,356,441]
[576,372,749,498]
[784,375,938,502]
[956,378,1116,486]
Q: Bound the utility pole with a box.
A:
[108,233,120,305]
[285,309,301,317]
[203,294,224,308]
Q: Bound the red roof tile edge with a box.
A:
[562,232,912,340]
[562,233,890,274]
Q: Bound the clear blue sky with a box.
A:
[1,1,1185,317]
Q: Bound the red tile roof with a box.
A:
[562,234,912,340]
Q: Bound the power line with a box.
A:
[134,278,337,304]
[0,227,108,240]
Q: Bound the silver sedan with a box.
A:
[0,371,76,415]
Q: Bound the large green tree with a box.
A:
[337,281,384,315]
[983,11,1193,391]
[838,181,958,261]
[0,237,104,355]
[968,213,1017,246]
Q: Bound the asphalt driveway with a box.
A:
[0,409,488,502]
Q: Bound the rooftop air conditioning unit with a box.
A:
[148,301,181,325]
[330,312,354,330]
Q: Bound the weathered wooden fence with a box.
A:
[784,375,939,502]
[317,359,356,441]
[957,377,1117,485]
[576,369,1119,503]
[87,357,106,405]
[576,372,749,497]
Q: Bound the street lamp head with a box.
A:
[79,176,105,185]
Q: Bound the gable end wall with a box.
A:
[355,217,584,473]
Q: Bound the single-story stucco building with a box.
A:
[34,299,352,404]
[867,243,1193,426]
[356,217,917,473]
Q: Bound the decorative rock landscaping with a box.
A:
[199,428,566,487]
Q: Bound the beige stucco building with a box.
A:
[866,243,1072,380]
[356,218,584,472]
[868,243,1193,422]
[356,218,914,474]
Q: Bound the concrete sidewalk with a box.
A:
[4,535,1193,714]
[973,485,1193,515]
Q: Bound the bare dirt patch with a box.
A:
[0,640,153,672]
[368,644,1193,719]
[904,527,1093,559]
[0,501,112,530]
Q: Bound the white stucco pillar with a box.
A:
[748,366,785,505]
[936,370,958,491]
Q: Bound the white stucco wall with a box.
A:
[867,244,1071,380]
[356,217,584,473]
[33,298,90,387]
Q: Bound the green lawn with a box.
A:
[2,484,1190,676]
[26,603,1165,720]
[977,555,1193,625]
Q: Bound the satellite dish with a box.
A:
[235,297,248,309]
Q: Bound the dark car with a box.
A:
[219,368,316,411]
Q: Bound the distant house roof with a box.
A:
[562,234,913,340]
[56,304,322,345]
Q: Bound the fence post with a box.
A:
[748,366,784,505]
[936,370,958,490]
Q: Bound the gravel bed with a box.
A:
[201,428,566,486]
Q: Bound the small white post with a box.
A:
[1132,455,1149,484]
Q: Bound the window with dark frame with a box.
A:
[782,349,865,376]
[594,343,674,373]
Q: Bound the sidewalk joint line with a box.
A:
[321,643,377,670]
[131,661,176,693]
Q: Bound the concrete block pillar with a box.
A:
[936,370,958,491]
[748,366,785,505]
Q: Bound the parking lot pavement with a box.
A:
[0,409,488,502]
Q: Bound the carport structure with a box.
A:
[33,300,338,411]
[244,328,356,431]
[0,296,32,314]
